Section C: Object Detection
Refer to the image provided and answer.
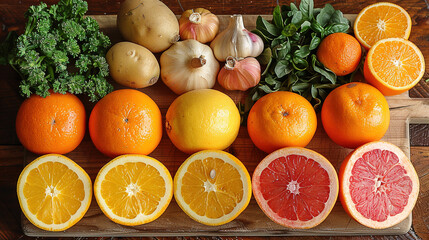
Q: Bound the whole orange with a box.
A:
[16,92,86,155]
[316,32,362,76]
[247,91,317,153]
[89,89,162,157]
[321,82,390,149]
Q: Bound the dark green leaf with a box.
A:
[265,74,277,85]
[257,48,272,65]
[273,5,284,29]
[330,10,349,25]
[292,57,308,71]
[299,0,314,20]
[316,3,335,27]
[291,11,303,25]
[256,16,281,37]
[274,60,291,78]
[282,23,298,37]
[259,84,276,94]
[290,3,298,11]
[324,23,349,35]
[311,85,318,98]
[294,45,310,58]
[309,35,321,50]
[312,55,336,84]
[252,29,273,43]
[311,20,324,34]
[300,21,311,33]
[292,82,311,92]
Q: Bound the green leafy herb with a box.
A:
[0,0,113,101]
[251,0,353,110]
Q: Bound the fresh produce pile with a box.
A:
[8,0,424,233]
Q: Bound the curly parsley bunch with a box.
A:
[2,0,113,101]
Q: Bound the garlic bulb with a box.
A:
[218,57,261,91]
[160,39,220,94]
[179,8,219,43]
[210,14,264,62]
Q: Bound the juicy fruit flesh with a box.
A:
[371,41,422,87]
[181,157,244,219]
[100,162,166,219]
[349,148,412,222]
[259,155,331,221]
[356,5,409,47]
[23,161,85,224]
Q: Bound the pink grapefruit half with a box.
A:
[339,141,419,229]
[252,147,339,229]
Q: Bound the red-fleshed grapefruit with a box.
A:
[339,141,419,229]
[252,147,339,229]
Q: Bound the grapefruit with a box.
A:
[339,141,419,229]
[252,147,338,229]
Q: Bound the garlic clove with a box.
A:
[179,8,220,44]
[210,14,264,62]
[218,57,261,91]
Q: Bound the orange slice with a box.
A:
[94,155,173,226]
[364,38,425,96]
[339,141,419,229]
[174,150,252,226]
[17,154,92,231]
[354,2,411,50]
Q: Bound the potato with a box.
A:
[106,42,160,88]
[117,0,180,53]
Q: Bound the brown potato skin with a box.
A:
[117,0,180,53]
[106,42,160,89]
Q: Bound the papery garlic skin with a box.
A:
[218,57,261,91]
[179,8,219,44]
[210,14,264,62]
[161,39,220,94]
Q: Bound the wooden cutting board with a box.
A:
[21,15,429,237]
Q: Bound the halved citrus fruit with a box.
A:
[252,147,338,229]
[17,154,92,231]
[339,141,419,229]
[354,2,411,49]
[364,38,425,96]
[174,150,251,226]
[94,155,173,226]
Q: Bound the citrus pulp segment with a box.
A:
[339,141,419,229]
[354,2,411,49]
[252,147,338,229]
[17,154,92,231]
[174,150,252,226]
[364,38,425,96]
[94,154,173,226]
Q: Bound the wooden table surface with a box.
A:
[0,0,428,239]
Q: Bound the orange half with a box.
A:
[364,38,425,96]
[354,2,411,49]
